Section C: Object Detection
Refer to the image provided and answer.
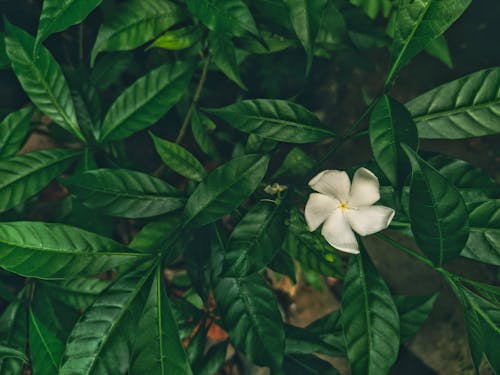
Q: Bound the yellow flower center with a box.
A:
[340,202,348,210]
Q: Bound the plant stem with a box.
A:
[154,56,211,177]
[375,232,435,268]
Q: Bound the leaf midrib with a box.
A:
[29,310,58,372]
[412,98,500,122]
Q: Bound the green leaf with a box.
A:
[131,266,193,375]
[0,297,27,375]
[0,33,9,69]
[406,67,500,139]
[98,62,193,142]
[284,0,327,74]
[191,109,220,160]
[129,215,184,255]
[42,277,111,311]
[222,200,286,277]
[0,221,148,279]
[369,95,418,188]
[273,147,315,180]
[4,21,84,141]
[214,274,285,369]
[149,25,203,51]
[341,251,400,375]
[91,0,185,64]
[268,250,297,283]
[0,107,32,159]
[284,324,343,356]
[283,354,340,374]
[0,149,80,213]
[394,293,438,342]
[185,0,260,39]
[60,270,153,375]
[402,145,469,266]
[29,311,63,374]
[386,0,471,85]
[208,32,247,90]
[62,168,185,218]
[150,133,206,182]
[461,200,500,266]
[424,34,453,68]
[195,341,228,375]
[0,345,27,363]
[36,0,103,48]
[184,154,270,228]
[205,99,334,143]
[284,208,343,278]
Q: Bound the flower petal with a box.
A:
[346,205,395,236]
[309,170,351,202]
[305,193,340,231]
[321,209,359,254]
[348,167,380,207]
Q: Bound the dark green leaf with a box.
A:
[222,200,286,277]
[424,35,453,68]
[0,33,8,69]
[131,266,193,375]
[62,168,185,218]
[91,0,185,64]
[4,21,84,141]
[272,147,315,180]
[369,95,418,188]
[0,296,27,374]
[196,341,228,375]
[185,0,260,39]
[184,154,270,228]
[461,200,500,266]
[129,215,184,255]
[0,345,27,363]
[341,252,400,375]
[60,270,153,375]
[406,67,500,139]
[285,324,343,356]
[36,0,103,47]
[0,149,80,213]
[0,107,31,159]
[268,250,296,283]
[283,354,340,374]
[151,133,206,182]
[402,145,469,266]
[284,0,327,73]
[205,99,334,143]
[98,62,192,142]
[208,32,247,90]
[386,0,471,85]
[214,274,285,369]
[191,109,220,160]
[149,25,203,51]
[0,221,148,279]
[394,293,438,342]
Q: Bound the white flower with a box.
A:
[305,168,395,254]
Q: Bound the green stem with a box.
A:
[375,232,435,268]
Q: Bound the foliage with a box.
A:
[0,0,498,374]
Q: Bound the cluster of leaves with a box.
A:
[0,0,498,374]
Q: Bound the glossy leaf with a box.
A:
[62,168,185,218]
[0,345,27,363]
[36,0,103,47]
[223,200,286,277]
[0,107,31,159]
[284,324,342,356]
[369,95,418,188]
[461,200,500,266]
[151,133,206,182]
[98,62,192,142]
[60,271,153,375]
[402,145,469,266]
[0,149,80,213]
[208,32,247,90]
[4,21,84,141]
[0,298,27,375]
[191,109,220,160]
[129,215,184,255]
[284,0,327,73]
[425,35,453,68]
[91,0,185,64]
[386,0,471,85]
[205,99,334,143]
[0,221,148,279]
[184,154,270,228]
[131,266,193,375]
[149,25,203,51]
[185,0,260,39]
[341,252,400,375]
[214,274,285,369]
[394,293,438,342]
[0,33,8,69]
[29,311,63,374]
[283,354,340,374]
[406,67,500,139]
